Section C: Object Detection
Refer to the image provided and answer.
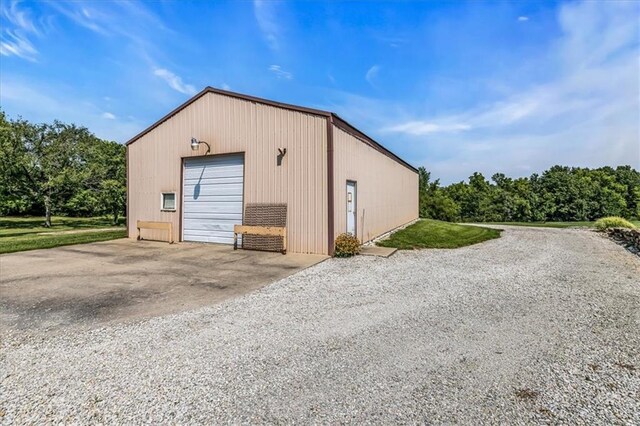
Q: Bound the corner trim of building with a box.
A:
[327,116,335,256]
[179,157,184,242]
[125,145,130,237]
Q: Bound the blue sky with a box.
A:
[1,0,638,183]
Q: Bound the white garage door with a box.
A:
[182,155,244,244]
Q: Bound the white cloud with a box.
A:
[221,83,231,91]
[3,0,177,72]
[47,2,106,34]
[0,78,144,142]
[365,65,380,86]
[2,0,40,33]
[382,0,639,182]
[45,1,172,54]
[0,1,192,142]
[518,16,529,22]
[0,0,41,61]
[269,65,293,80]
[253,0,280,50]
[153,68,197,95]
[102,112,116,120]
[384,121,471,135]
[0,29,37,60]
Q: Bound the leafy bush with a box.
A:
[334,233,360,257]
[64,189,100,217]
[594,216,637,231]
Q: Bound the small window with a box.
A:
[161,192,176,211]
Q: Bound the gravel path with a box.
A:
[1,226,639,424]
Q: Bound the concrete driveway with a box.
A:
[0,239,326,334]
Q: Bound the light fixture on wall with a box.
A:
[190,137,211,154]
[277,147,287,166]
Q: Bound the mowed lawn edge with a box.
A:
[0,230,127,254]
[377,219,501,250]
[481,220,640,229]
[0,216,127,254]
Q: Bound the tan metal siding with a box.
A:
[128,92,328,254]
[332,125,418,244]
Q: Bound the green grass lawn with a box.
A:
[482,220,640,229]
[0,216,127,254]
[377,219,501,250]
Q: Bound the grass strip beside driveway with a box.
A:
[0,216,125,237]
[0,217,127,254]
[377,219,501,249]
[0,229,127,254]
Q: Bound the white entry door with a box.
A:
[346,181,357,236]
[182,154,244,244]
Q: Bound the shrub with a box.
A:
[64,189,100,217]
[334,233,360,257]
[594,216,637,231]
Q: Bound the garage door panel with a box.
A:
[183,213,243,221]
[183,155,244,244]
[183,185,244,198]
[184,167,241,175]
[182,215,242,223]
[183,221,238,232]
[183,174,243,182]
[184,166,243,179]
[184,195,244,203]
[182,232,236,245]
[184,174,242,186]
[183,229,235,240]
[184,155,242,166]
[183,201,244,211]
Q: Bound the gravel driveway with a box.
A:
[1,226,639,424]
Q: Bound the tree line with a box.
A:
[2,112,638,226]
[0,112,126,226]
[419,165,640,223]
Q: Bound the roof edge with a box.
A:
[331,114,418,174]
[125,87,417,174]
[125,86,331,146]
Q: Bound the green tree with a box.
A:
[99,179,126,225]
[417,167,460,221]
[480,174,533,222]
[464,172,491,221]
[80,138,126,224]
[0,111,126,225]
[17,121,91,226]
[417,167,431,218]
[0,112,36,215]
[437,165,637,223]
[613,166,640,218]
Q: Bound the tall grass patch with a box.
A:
[594,217,637,231]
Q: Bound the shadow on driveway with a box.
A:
[0,239,326,335]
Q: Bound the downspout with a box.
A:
[326,115,335,256]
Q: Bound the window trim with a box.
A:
[161,192,177,212]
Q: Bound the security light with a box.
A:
[190,137,211,154]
